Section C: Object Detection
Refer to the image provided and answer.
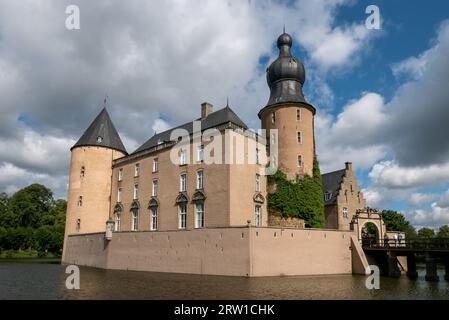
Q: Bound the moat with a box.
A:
[0,261,448,299]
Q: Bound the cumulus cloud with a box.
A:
[407,203,449,229]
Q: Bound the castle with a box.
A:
[62,32,373,277]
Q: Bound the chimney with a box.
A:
[345,162,352,171]
[201,102,213,119]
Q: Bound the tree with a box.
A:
[267,157,325,228]
[8,184,54,228]
[0,193,13,228]
[42,199,67,227]
[381,210,416,238]
[417,227,435,238]
[437,225,449,238]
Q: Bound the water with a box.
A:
[0,260,448,299]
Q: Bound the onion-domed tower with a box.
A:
[259,32,316,180]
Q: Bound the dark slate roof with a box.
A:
[132,106,247,155]
[71,108,127,154]
[321,169,346,205]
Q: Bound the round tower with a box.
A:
[259,32,316,180]
[62,108,127,261]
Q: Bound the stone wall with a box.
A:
[268,215,305,228]
[64,227,355,277]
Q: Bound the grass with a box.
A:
[0,249,60,259]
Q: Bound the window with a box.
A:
[152,180,158,197]
[115,212,121,231]
[342,207,349,219]
[134,163,140,177]
[271,133,276,145]
[180,149,187,165]
[197,145,204,163]
[297,131,302,144]
[180,174,187,192]
[179,204,187,229]
[255,206,262,227]
[297,155,303,167]
[76,219,81,232]
[195,203,204,228]
[118,168,123,181]
[151,207,158,231]
[131,209,139,231]
[255,174,260,192]
[296,109,301,121]
[152,158,159,173]
[77,196,83,207]
[271,111,276,124]
[358,191,361,204]
[256,148,260,165]
[197,170,204,189]
[133,184,139,199]
[117,188,123,202]
[97,136,103,143]
[324,192,332,201]
[80,166,85,177]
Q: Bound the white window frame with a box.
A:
[197,145,204,163]
[134,163,140,177]
[195,202,204,229]
[151,207,158,231]
[297,155,303,167]
[152,179,158,197]
[197,170,204,189]
[255,174,260,192]
[152,158,159,173]
[180,174,187,192]
[133,184,139,199]
[118,168,123,181]
[115,212,121,231]
[180,149,187,165]
[131,209,139,231]
[324,192,332,202]
[117,188,123,202]
[343,207,349,219]
[179,204,187,229]
[255,206,262,227]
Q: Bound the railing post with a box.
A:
[425,252,439,282]
[406,254,418,280]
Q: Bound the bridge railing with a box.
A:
[362,237,449,250]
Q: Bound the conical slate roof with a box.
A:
[71,108,127,154]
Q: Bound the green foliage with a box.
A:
[7,184,54,228]
[437,225,449,238]
[0,184,66,257]
[417,227,435,238]
[267,158,325,228]
[381,209,416,238]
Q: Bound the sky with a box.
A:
[0,0,449,229]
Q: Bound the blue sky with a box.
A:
[0,0,448,228]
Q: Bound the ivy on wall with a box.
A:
[267,158,325,228]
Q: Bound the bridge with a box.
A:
[362,238,449,281]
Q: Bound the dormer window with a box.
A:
[97,136,103,143]
[324,192,332,201]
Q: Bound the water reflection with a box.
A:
[0,261,448,300]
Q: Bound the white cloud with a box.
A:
[409,192,438,207]
[407,203,449,229]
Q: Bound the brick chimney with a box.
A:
[201,102,213,119]
[345,162,352,171]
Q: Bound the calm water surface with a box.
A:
[0,261,448,299]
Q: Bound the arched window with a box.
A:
[195,202,204,229]
[115,211,121,231]
[255,205,262,226]
[179,203,187,229]
[131,208,139,231]
[151,207,158,231]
